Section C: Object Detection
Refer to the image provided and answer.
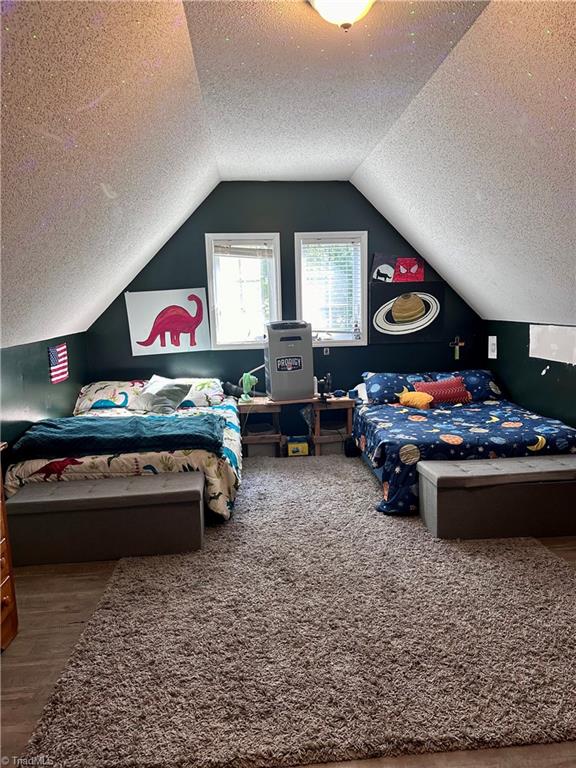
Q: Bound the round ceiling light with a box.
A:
[309,0,375,30]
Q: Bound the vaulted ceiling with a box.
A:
[1,1,219,348]
[1,0,574,348]
[184,0,486,179]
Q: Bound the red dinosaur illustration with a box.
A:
[31,457,83,480]
[137,294,204,348]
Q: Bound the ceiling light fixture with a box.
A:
[309,0,375,30]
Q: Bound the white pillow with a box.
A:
[355,382,368,402]
[146,374,225,408]
[129,380,192,414]
[144,374,183,395]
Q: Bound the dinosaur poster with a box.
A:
[125,288,210,356]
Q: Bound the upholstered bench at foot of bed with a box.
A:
[6,473,204,565]
[418,456,576,539]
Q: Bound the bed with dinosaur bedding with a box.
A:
[4,377,242,520]
[354,369,576,515]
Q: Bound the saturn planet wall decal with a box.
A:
[373,292,441,335]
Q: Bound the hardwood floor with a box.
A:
[2,539,576,767]
[1,560,116,761]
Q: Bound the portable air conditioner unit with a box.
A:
[264,321,314,401]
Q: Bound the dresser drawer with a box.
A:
[1,575,16,620]
[0,536,10,580]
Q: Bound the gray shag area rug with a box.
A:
[25,457,576,768]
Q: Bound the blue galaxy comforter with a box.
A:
[353,399,576,515]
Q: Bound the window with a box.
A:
[205,233,282,348]
[295,231,367,346]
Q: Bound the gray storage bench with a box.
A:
[6,472,204,565]
[418,456,576,539]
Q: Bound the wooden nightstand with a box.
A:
[311,397,355,455]
[238,398,283,457]
[1,441,18,650]
[238,396,355,456]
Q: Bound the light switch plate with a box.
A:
[488,335,497,359]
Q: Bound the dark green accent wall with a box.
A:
[0,333,87,445]
[87,181,484,388]
[2,185,573,444]
[485,321,576,428]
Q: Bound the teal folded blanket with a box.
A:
[12,414,225,461]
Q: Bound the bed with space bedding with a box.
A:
[4,377,242,520]
[354,369,576,515]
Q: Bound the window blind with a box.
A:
[213,241,274,259]
[300,238,363,341]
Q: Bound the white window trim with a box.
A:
[294,231,368,347]
[205,232,282,350]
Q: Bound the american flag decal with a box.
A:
[48,343,69,384]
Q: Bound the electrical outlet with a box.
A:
[323,347,330,356]
[488,336,497,359]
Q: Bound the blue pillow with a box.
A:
[429,369,502,401]
[362,371,432,404]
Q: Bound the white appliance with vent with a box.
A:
[264,321,314,401]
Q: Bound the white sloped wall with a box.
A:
[353,1,576,325]
[1,1,219,348]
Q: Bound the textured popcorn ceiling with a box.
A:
[352,1,576,325]
[1,1,218,348]
[1,0,574,347]
[184,0,486,179]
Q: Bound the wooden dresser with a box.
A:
[1,441,18,650]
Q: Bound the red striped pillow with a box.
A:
[414,376,472,404]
